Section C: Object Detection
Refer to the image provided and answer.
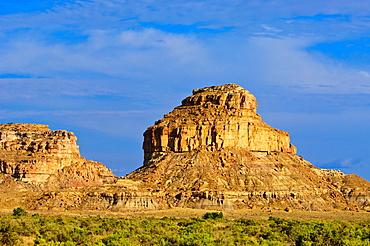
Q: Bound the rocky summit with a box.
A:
[1,84,370,212]
[141,83,296,165]
[128,84,370,211]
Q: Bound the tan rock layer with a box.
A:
[128,83,370,211]
[0,126,79,158]
[0,123,116,189]
[143,84,296,165]
[128,148,370,211]
[2,84,370,213]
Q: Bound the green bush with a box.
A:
[12,207,27,216]
[203,212,224,219]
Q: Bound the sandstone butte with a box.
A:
[0,83,370,212]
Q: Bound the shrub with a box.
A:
[236,218,257,226]
[268,217,282,222]
[1,231,19,246]
[12,207,27,216]
[203,212,224,219]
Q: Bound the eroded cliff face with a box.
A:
[27,179,164,212]
[128,84,370,211]
[3,84,370,213]
[143,84,296,165]
[0,123,116,190]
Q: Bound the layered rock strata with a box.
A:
[0,123,116,190]
[27,179,163,212]
[142,84,296,165]
[128,84,370,211]
[3,84,370,212]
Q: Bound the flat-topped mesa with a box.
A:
[143,84,296,165]
[182,84,258,112]
[0,123,80,158]
[0,123,50,132]
[0,123,116,188]
[128,83,370,211]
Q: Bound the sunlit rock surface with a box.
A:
[128,84,370,211]
[2,84,370,212]
[0,123,116,189]
[142,84,296,165]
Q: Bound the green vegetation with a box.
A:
[0,212,368,245]
[12,207,28,217]
[203,212,224,220]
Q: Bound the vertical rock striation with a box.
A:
[143,84,296,165]
[129,84,370,211]
[5,84,370,212]
[0,123,116,190]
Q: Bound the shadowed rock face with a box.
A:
[128,84,370,211]
[0,123,116,190]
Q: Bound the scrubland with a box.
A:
[0,208,370,245]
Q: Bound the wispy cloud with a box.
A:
[0,108,159,138]
[317,158,363,169]
[1,0,370,179]
[1,0,370,95]
[0,28,207,82]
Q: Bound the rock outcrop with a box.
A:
[142,84,296,165]
[0,123,116,190]
[2,84,370,213]
[27,179,164,212]
[128,84,370,211]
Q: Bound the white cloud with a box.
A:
[0,26,208,83]
[0,108,158,137]
[1,0,370,94]
[236,37,370,94]
[261,24,283,33]
[2,24,370,100]
[2,0,370,180]
[360,71,370,78]
[318,158,363,169]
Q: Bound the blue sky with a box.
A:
[1,0,370,180]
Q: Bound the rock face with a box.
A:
[27,179,164,212]
[143,84,296,165]
[0,123,116,190]
[3,84,370,212]
[128,84,370,211]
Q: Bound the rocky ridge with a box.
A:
[0,123,116,190]
[128,84,370,211]
[1,84,370,212]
